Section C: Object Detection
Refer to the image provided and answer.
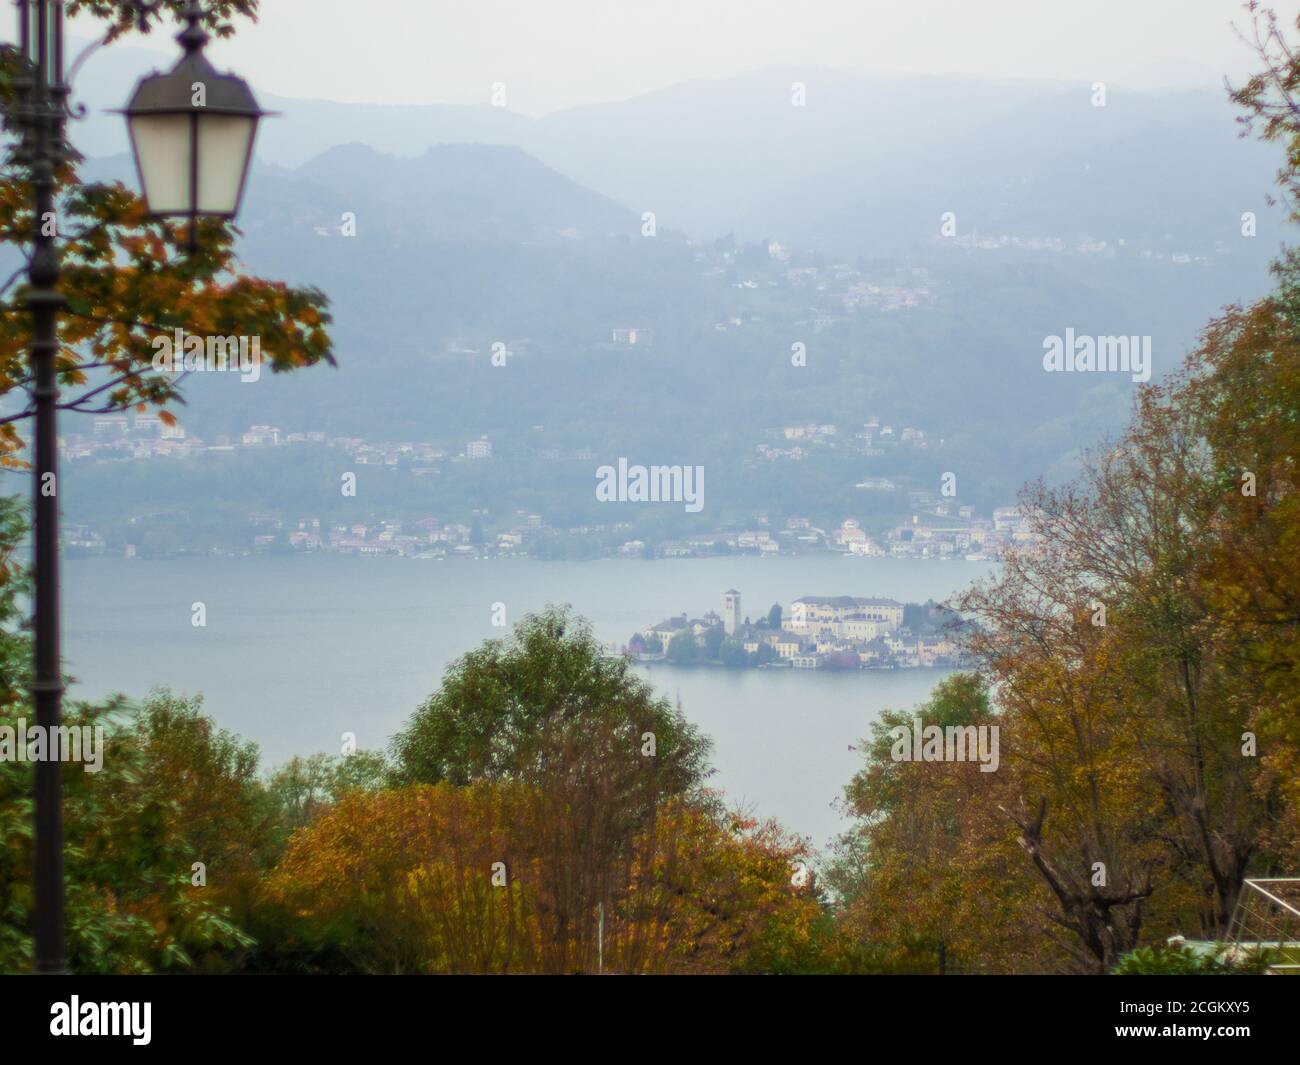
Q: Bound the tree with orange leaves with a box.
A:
[263,781,822,975]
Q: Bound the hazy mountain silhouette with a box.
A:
[68,41,1281,251]
[289,143,638,243]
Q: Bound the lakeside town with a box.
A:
[61,414,1039,562]
[624,589,971,671]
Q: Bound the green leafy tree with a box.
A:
[0,505,259,971]
[666,630,699,664]
[720,639,750,667]
[391,607,709,793]
[703,625,725,660]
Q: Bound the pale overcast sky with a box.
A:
[67,0,1300,115]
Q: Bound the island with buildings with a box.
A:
[626,590,971,671]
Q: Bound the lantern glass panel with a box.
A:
[129,114,193,215]
[196,114,255,215]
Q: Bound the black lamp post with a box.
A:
[11,0,70,978]
[6,0,264,974]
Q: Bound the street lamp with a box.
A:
[7,0,264,974]
[121,0,267,248]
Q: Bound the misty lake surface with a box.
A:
[64,555,995,850]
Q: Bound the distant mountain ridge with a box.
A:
[66,43,1284,253]
[289,143,638,243]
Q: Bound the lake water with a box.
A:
[64,554,994,850]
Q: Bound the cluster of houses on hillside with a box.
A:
[66,416,1033,565]
[755,418,932,462]
[628,590,967,670]
[58,415,493,469]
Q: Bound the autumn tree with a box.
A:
[265,783,543,974]
[830,674,1047,973]
[264,781,822,975]
[390,606,712,973]
[615,801,823,974]
[958,424,1249,964]
[1231,2,1300,222]
[1173,264,1300,864]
